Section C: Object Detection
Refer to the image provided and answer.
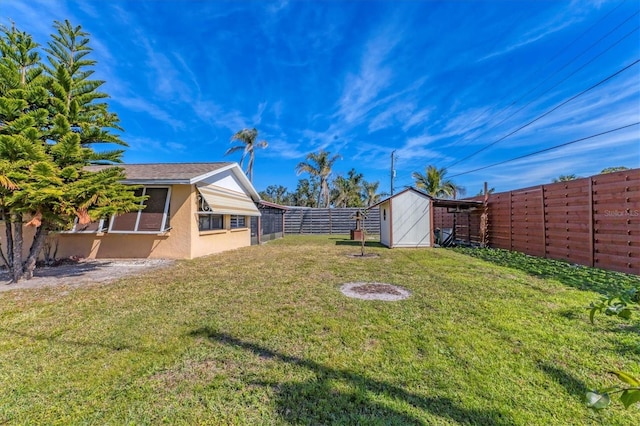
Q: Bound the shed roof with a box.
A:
[367,187,429,209]
[432,198,483,210]
[258,200,290,210]
[369,187,482,210]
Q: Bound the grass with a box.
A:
[0,235,638,424]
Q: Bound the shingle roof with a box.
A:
[85,162,233,183]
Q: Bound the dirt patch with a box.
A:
[340,282,410,301]
[346,253,380,258]
[0,259,175,293]
[351,283,403,295]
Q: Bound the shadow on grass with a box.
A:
[335,240,385,248]
[190,327,513,425]
[450,248,640,295]
[607,322,640,356]
[0,327,166,354]
[538,362,590,403]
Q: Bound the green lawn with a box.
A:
[1,235,638,424]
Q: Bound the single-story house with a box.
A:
[53,162,261,259]
[370,187,481,248]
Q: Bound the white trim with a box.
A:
[119,164,261,201]
[61,217,109,233]
[188,163,237,185]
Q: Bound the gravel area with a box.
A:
[340,282,411,301]
[0,259,175,292]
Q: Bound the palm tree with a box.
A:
[224,128,267,182]
[476,187,495,196]
[295,150,341,208]
[412,165,464,198]
[362,180,383,207]
[292,178,319,207]
[331,168,364,208]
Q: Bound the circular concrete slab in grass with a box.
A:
[340,282,410,301]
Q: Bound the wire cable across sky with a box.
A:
[448,122,640,178]
[445,58,640,169]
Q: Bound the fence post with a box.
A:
[329,208,332,234]
[508,191,513,251]
[541,185,547,258]
[588,177,595,267]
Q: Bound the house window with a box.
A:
[230,215,246,229]
[109,187,171,233]
[383,209,386,221]
[68,217,110,233]
[199,214,224,231]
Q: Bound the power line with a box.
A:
[417,2,637,170]
[526,0,630,79]
[440,3,637,160]
[493,7,640,131]
[445,58,639,168]
[446,24,639,170]
[448,122,639,178]
[444,15,640,169]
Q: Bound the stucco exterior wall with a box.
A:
[1,182,256,261]
[0,221,38,259]
[189,186,251,257]
[391,191,432,247]
[191,228,250,258]
[54,183,193,259]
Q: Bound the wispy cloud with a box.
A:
[335,22,404,125]
[253,102,268,126]
[264,137,305,160]
[192,100,250,134]
[114,96,184,130]
[368,102,415,133]
[482,15,580,61]
[402,107,433,132]
[125,136,188,156]
[4,0,68,38]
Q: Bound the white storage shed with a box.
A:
[370,188,482,248]
[372,188,434,248]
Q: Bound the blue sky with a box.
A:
[3,0,639,195]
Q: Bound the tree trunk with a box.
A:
[22,222,48,281]
[1,212,12,269]
[10,213,24,282]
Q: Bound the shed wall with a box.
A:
[391,191,431,247]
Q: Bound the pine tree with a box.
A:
[0,21,141,282]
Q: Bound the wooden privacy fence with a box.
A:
[284,207,380,235]
[433,205,482,246]
[435,169,639,275]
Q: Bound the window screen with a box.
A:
[230,215,246,229]
[110,187,170,233]
[199,214,224,231]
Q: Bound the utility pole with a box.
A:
[390,150,396,195]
